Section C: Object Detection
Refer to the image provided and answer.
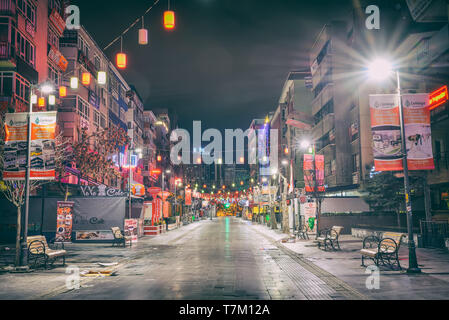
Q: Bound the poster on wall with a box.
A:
[76,231,114,241]
[55,201,75,243]
[369,94,403,171]
[402,94,435,170]
[370,94,435,171]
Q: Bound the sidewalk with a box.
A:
[248,220,449,300]
[0,220,206,300]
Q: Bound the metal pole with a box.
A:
[20,86,35,267]
[397,71,421,273]
[128,144,132,220]
[161,172,164,224]
[313,143,319,240]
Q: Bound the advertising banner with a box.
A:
[304,154,325,193]
[124,219,138,243]
[402,94,435,170]
[300,202,317,233]
[55,201,74,243]
[370,94,403,171]
[76,231,114,241]
[185,188,192,206]
[30,112,57,180]
[370,94,435,171]
[3,113,28,180]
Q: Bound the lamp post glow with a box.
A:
[367,58,421,273]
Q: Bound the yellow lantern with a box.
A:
[116,53,127,69]
[38,97,46,108]
[81,72,91,86]
[59,86,67,97]
[164,11,175,30]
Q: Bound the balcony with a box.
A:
[0,0,16,16]
[312,83,333,116]
[0,42,16,67]
[312,113,335,140]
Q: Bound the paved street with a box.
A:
[45,218,364,300]
[2,217,449,300]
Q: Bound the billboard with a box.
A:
[3,113,28,180]
[370,94,434,171]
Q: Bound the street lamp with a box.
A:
[367,58,421,273]
[20,83,54,268]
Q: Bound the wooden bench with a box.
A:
[294,224,310,240]
[111,227,132,248]
[360,232,406,270]
[27,236,67,269]
[316,226,344,251]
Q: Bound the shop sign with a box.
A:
[79,185,127,197]
[428,85,448,110]
[49,9,66,36]
[48,46,68,72]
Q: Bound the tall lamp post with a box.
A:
[19,83,55,268]
[367,58,421,273]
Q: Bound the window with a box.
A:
[77,97,90,120]
[100,114,106,128]
[0,72,13,96]
[352,154,360,173]
[94,55,101,70]
[48,0,62,15]
[48,26,59,48]
[15,73,30,104]
[16,30,35,67]
[93,110,100,127]
[78,35,90,58]
[17,0,36,26]
[48,63,60,86]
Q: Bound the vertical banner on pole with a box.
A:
[402,94,435,170]
[30,112,57,180]
[185,188,192,206]
[303,154,325,192]
[2,113,28,180]
[369,94,403,171]
[56,201,75,243]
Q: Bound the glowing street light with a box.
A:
[367,58,420,274]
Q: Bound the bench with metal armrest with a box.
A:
[315,226,344,251]
[111,227,132,248]
[294,224,310,240]
[360,232,405,270]
[27,235,67,269]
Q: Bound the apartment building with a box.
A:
[0,0,66,114]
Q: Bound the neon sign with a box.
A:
[429,86,448,111]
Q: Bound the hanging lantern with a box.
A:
[70,77,79,89]
[97,71,107,85]
[59,86,67,98]
[48,95,56,106]
[164,11,175,30]
[38,97,46,108]
[31,94,37,104]
[81,72,91,86]
[116,53,127,69]
[139,28,148,45]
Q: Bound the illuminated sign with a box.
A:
[429,86,448,111]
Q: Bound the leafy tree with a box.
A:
[362,169,423,228]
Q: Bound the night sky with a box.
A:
[72,0,353,131]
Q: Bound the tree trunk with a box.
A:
[316,198,322,239]
[15,205,22,267]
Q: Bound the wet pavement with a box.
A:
[49,217,365,300]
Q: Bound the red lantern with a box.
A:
[116,53,127,69]
[81,72,91,85]
[164,11,175,29]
